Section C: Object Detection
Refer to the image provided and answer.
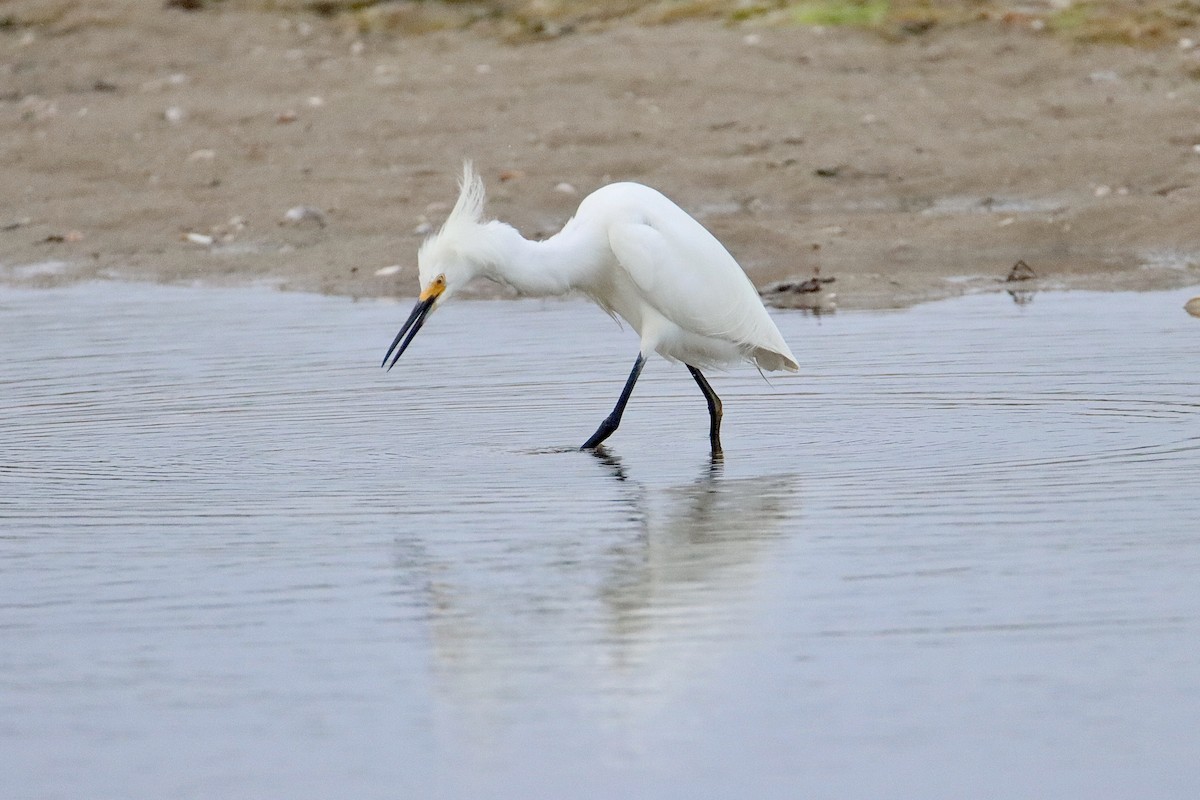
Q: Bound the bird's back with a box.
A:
[573,182,798,373]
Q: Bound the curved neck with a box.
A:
[477,222,602,298]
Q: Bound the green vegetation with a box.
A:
[1044,0,1200,44]
[785,0,890,27]
[290,0,1200,44]
[5,0,1197,45]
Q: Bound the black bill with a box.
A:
[381,296,435,371]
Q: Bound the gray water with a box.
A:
[2,282,1199,799]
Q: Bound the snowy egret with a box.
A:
[382,163,798,453]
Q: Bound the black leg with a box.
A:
[687,365,723,454]
[581,354,645,450]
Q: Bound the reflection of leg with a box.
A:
[687,365,723,454]
[581,354,646,450]
[585,445,629,482]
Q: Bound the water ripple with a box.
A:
[2,283,1199,799]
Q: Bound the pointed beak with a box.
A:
[381,280,444,371]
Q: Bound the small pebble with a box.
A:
[554,182,578,195]
[164,106,185,124]
[760,276,837,311]
[1005,259,1037,282]
[1185,297,1200,317]
[763,276,835,294]
[185,232,214,246]
[282,206,327,227]
[1093,185,1112,197]
[276,110,299,124]
[21,96,58,121]
[374,265,402,277]
[188,149,216,161]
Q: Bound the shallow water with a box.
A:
[3,282,1199,799]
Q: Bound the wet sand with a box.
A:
[3,3,1200,307]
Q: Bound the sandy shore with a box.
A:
[3,4,1200,308]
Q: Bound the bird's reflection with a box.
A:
[585,444,632,482]
[587,444,724,484]
[395,450,800,735]
[586,448,795,654]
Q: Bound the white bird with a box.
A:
[382,163,798,453]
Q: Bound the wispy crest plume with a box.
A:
[443,160,487,233]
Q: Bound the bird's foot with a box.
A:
[581,417,619,450]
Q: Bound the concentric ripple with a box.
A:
[2,282,1199,799]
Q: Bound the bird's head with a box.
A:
[382,162,490,370]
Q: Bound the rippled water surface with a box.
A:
[3,282,1199,799]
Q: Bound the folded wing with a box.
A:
[608,212,798,372]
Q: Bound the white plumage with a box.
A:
[384,162,798,452]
